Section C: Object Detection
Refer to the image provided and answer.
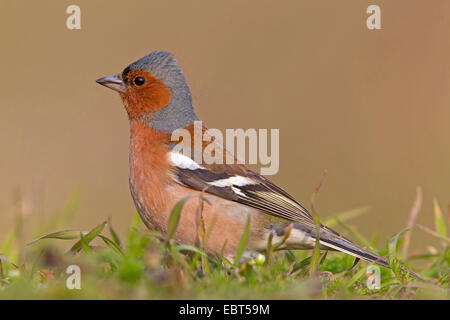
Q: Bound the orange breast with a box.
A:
[129,120,171,230]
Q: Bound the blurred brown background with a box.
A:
[1,0,449,252]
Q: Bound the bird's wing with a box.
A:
[167,150,316,229]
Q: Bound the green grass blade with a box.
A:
[433,198,447,237]
[402,187,422,259]
[99,235,124,255]
[290,256,312,275]
[309,196,321,275]
[345,266,367,289]
[265,232,274,263]
[416,224,450,244]
[108,217,122,248]
[69,221,107,254]
[0,254,18,269]
[176,244,207,256]
[309,234,321,276]
[320,251,328,264]
[79,231,92,254]
[388,228,409,258]
[166,195,196,242]
[234,216,250,267]
[309,172,326,276]
[176,244,216,264]
[28,229,88,245]
[131,211,142,228]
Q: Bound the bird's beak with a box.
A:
[96,74,126,93]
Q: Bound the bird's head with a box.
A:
[96,51,198,132]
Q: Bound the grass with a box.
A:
[0,189,448,299]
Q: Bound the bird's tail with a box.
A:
[318,230,423,281]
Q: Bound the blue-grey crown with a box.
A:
[124,51,198,132]
[124,51,185,91]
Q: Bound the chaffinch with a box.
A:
[96,51,400,273]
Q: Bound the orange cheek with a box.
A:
[121,73,172,119]
[145,80,171,111]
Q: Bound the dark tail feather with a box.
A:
[319,235,423,281]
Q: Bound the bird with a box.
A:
[96,51,415,277]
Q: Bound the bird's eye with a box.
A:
[134,76,146,86]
